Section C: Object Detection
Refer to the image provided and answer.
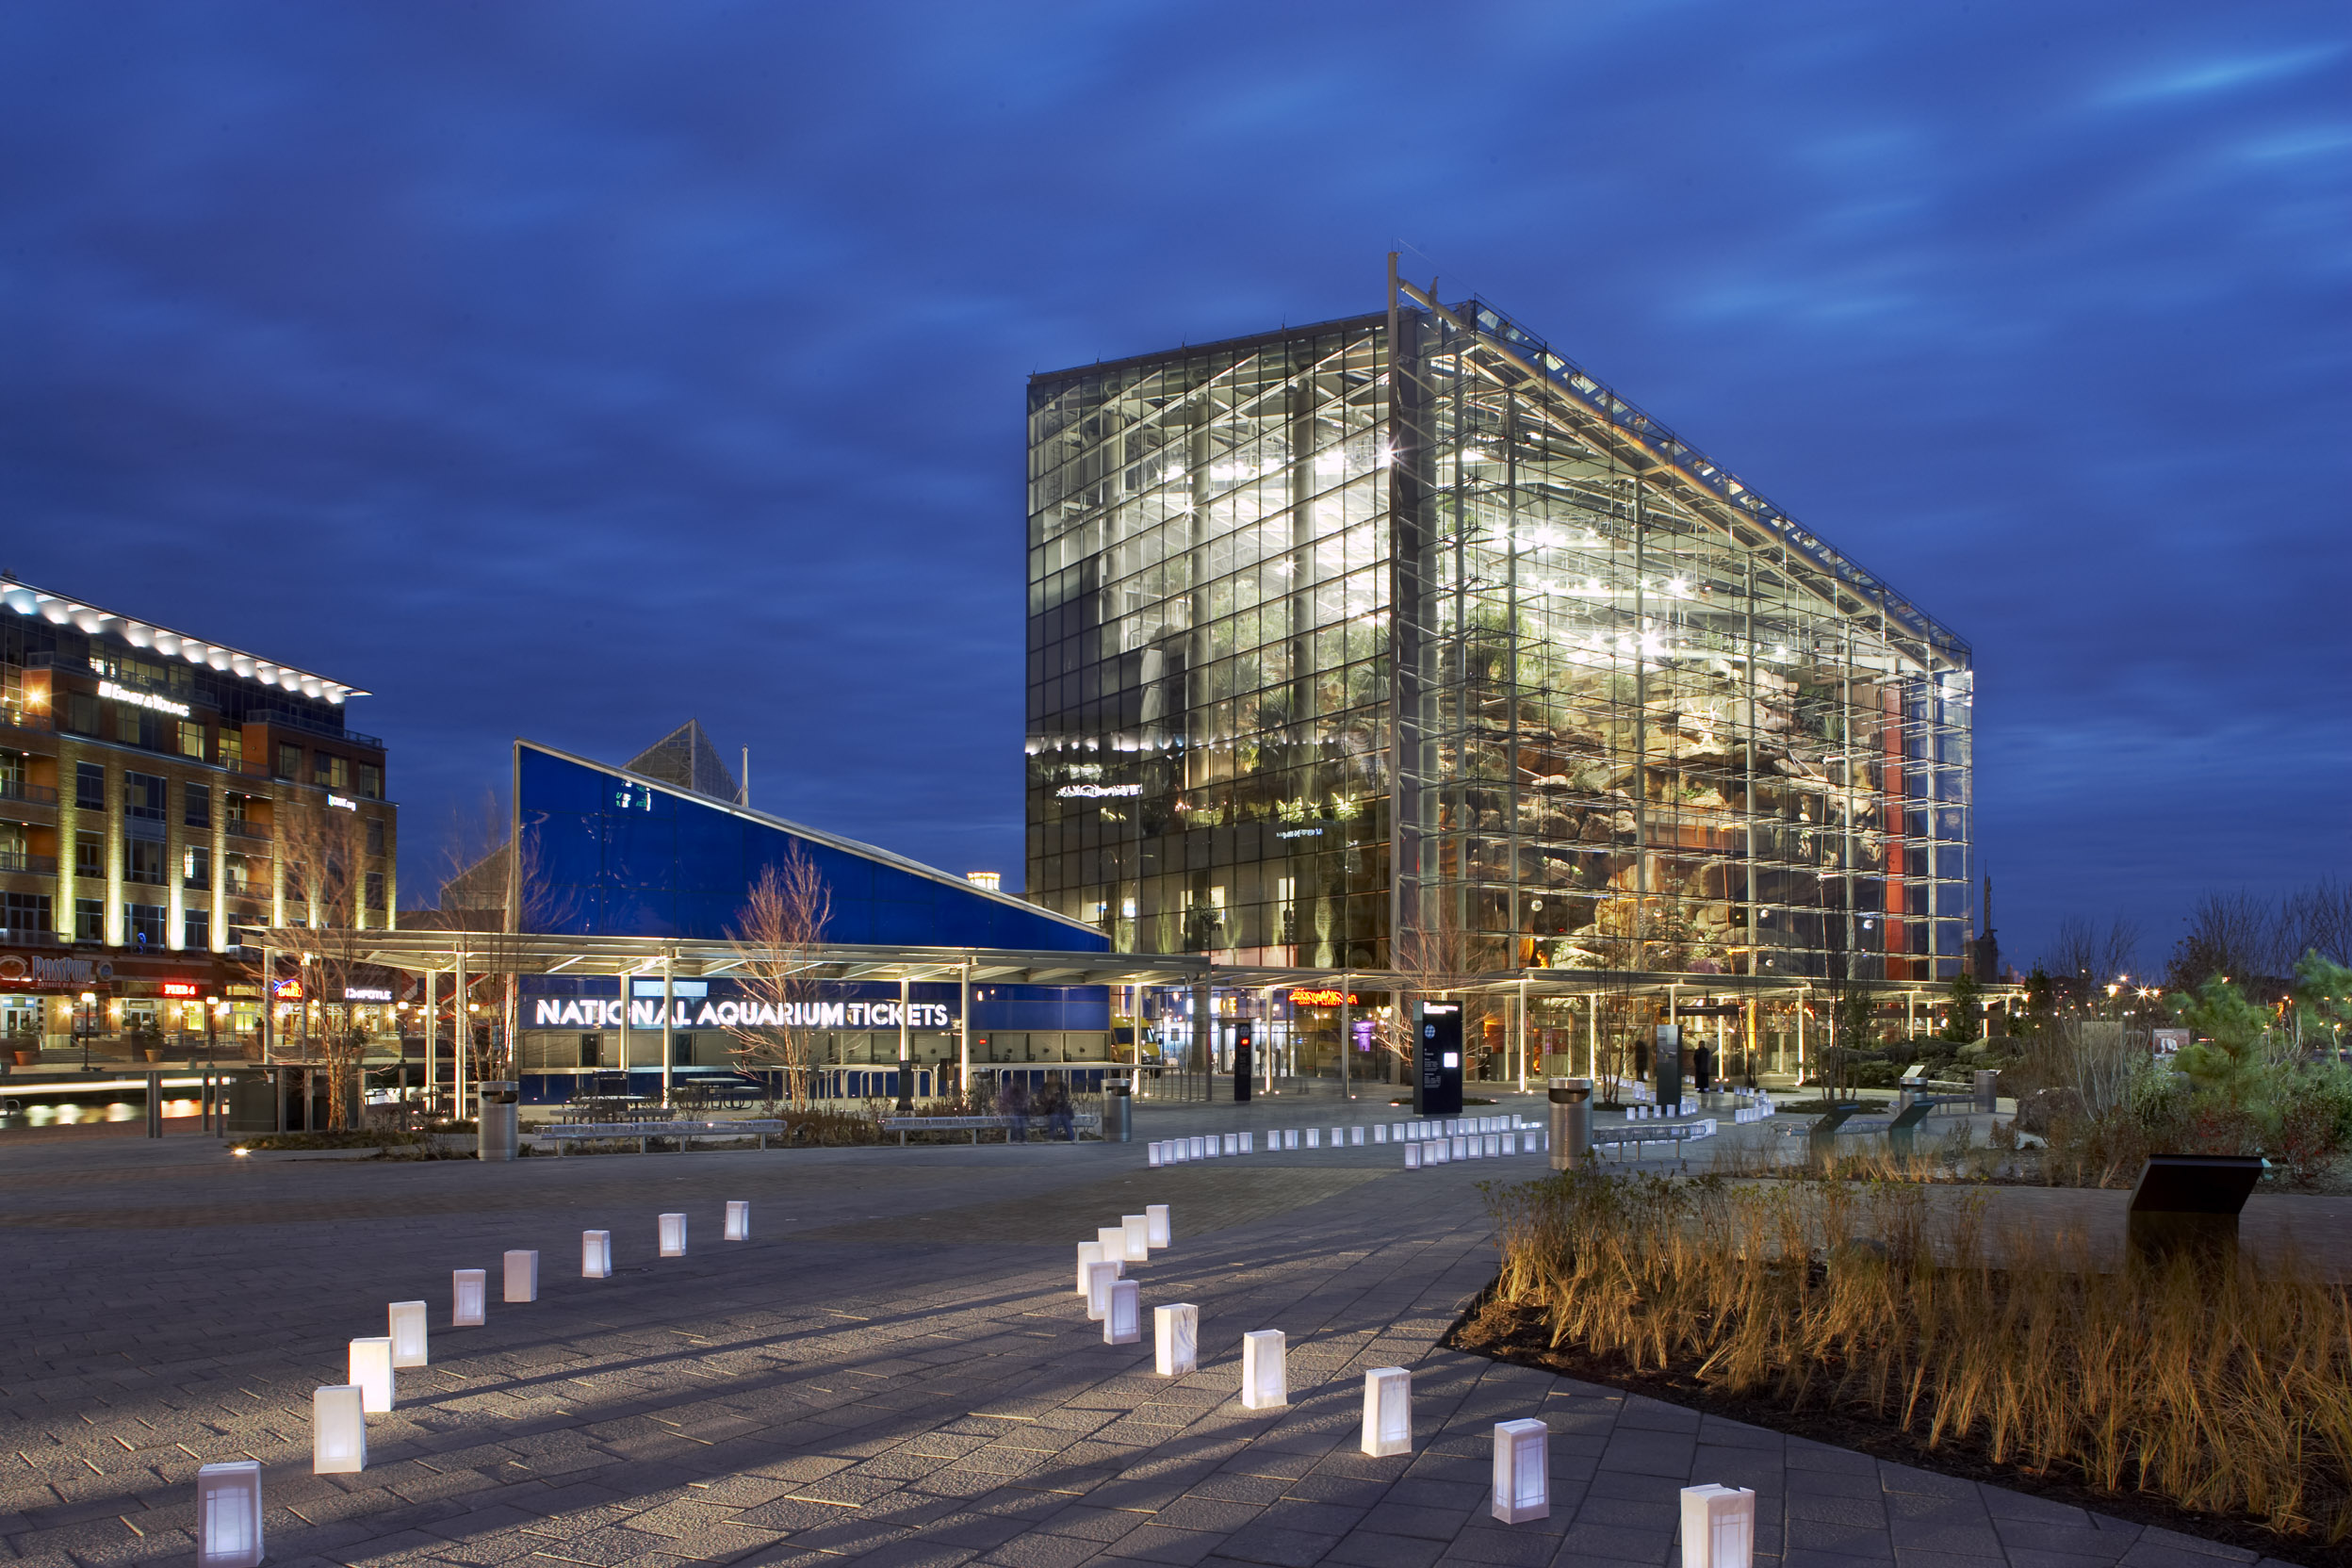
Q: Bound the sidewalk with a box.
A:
[0,1125,2303,1568]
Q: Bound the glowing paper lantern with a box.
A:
[582,1230,612,1279]
[660,1213,687,1256]
[1222,1133,1238,1155]
[1103,1279,1141,1345]
[1154,1302,1197,1375]
[1149,1141,1164,1167]
[1374,1125,1388,1144]
[1680,1485,1757,1568]
[1240,1330,1287,1410]
[1077,1240,1103,1294]
[1145,1203,1170,1249]
[1404,1143,1423,1169]
[1120,1215,1150,1263]
[387,1301,427,1368]
[195,1460,264,1568]
[503,1250,538,1303]
[1239,1131,1253,1153]
[312,1384,366,1475]
[1351,1126,1365,1146]
[1492,1419,1550,1523]
[1189,1136,1204,1160]
[1097,1226,1127,1266]
[1283,1129,1298,1151]
[1305,1128,1321,1149]
[1362,1366,1412,1457]
[725,1200,750,1240]
[451,1269,485,1327]
[1204,1135,1222,1160]
[1452,1136,1469,1160]
[347,1336,393,1413]
[1085,1260,1117,1321]
[1483,1135,1499,1157]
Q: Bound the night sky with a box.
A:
[2,2,2344,973]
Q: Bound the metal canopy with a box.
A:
[249,928,1992,1001]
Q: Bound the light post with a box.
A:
[78,991,96,1071]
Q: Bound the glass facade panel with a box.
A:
[1027,286,1972,981]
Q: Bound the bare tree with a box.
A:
[722,850,833,1106]
[2165,890,2281,992]
[2280,878,2352,970]
[255,797,372,1128]
[1372,915,1494,1084]
[414,792,582,1093]
[2040,914,2142,999]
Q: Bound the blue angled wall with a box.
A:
[517,743,1108,952]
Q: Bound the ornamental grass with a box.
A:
[1485,1169,2352,1543]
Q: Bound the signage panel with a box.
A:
[1415,1001,1462,1116]
[1233,1019,1252,1104]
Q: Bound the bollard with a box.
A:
[1145,1203,1170,1250]
[582,1230,612,1279]
[1492,1419,1550,1523]
[1361,1367,1412,1457]
[659,1213,687,1256]
[725,1200,750,1241]
[1680,1485,1757,1568]
[312,1384,367,1474]
[451,1268,485,1327]
[1154,1303,1198,1375]
[1120,1215,1150,1263]
[1085,1260,1117,1321]
[1104,1279,1141,1345]
[503,1250,539,1304]
[387,1301,428,1368]
[347,1336,394,1413]
[195,1460,265,1568]
[1240,1330,1287,1410]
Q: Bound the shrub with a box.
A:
[1485,1168,2352,1543]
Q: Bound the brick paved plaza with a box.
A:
[0,1096,2298,1568]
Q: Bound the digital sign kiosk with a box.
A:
[1415,1001,1462,1116]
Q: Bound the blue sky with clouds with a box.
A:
[1,0,2344,972]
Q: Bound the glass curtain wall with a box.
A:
[1028,315,1396,968]
[1028,282,1972,983]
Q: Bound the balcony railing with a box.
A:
[0,853,57,875]
[0,778,57,807]
[0,706,54,736]
[0,925,57,947]
[249,707,384,751]
[226,819,272,841]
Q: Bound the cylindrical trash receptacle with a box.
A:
[1548,1078,1592,1172]
[477,1081,519,1162]
[1104,1082,1134,1143]
[1973,1069,1999,1115]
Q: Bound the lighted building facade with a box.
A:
[0,575,394,1045]
[1026,274,1972,985]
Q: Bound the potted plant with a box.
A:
[6,1013,36,1068]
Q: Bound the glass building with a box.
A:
[1026,270,1972,987]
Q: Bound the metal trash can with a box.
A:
[1104,1082,1134,1143]
[477,1081,519,1162]
[1548,1077,1592,1172]
[1973,1069,2000,1115]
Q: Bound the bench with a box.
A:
[877,1113,1103,1146]
[1588,1118,1719,1157]
[537,1119,786,1153]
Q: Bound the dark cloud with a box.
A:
[0,0,2344,966]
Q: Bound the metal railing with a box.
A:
[225,819,272,841]
[0,778,57,807]
[0,853,58,875]
[248,708,384,751]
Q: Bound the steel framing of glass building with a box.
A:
[1027,264,1973,988]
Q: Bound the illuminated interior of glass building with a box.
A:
[1027,267,1972,988]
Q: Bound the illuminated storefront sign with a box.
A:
[327,793,357,811]
[271,978,303,1000]
[1289,988,1360,1007]
[160,981,203,999]
[1,954,112,987]
[344,986,394,1003]
[99,680,191,717]
[1056,783,1141,798]
[531,997,955,1031]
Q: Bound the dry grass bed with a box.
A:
[1459,1168,2352,1561]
